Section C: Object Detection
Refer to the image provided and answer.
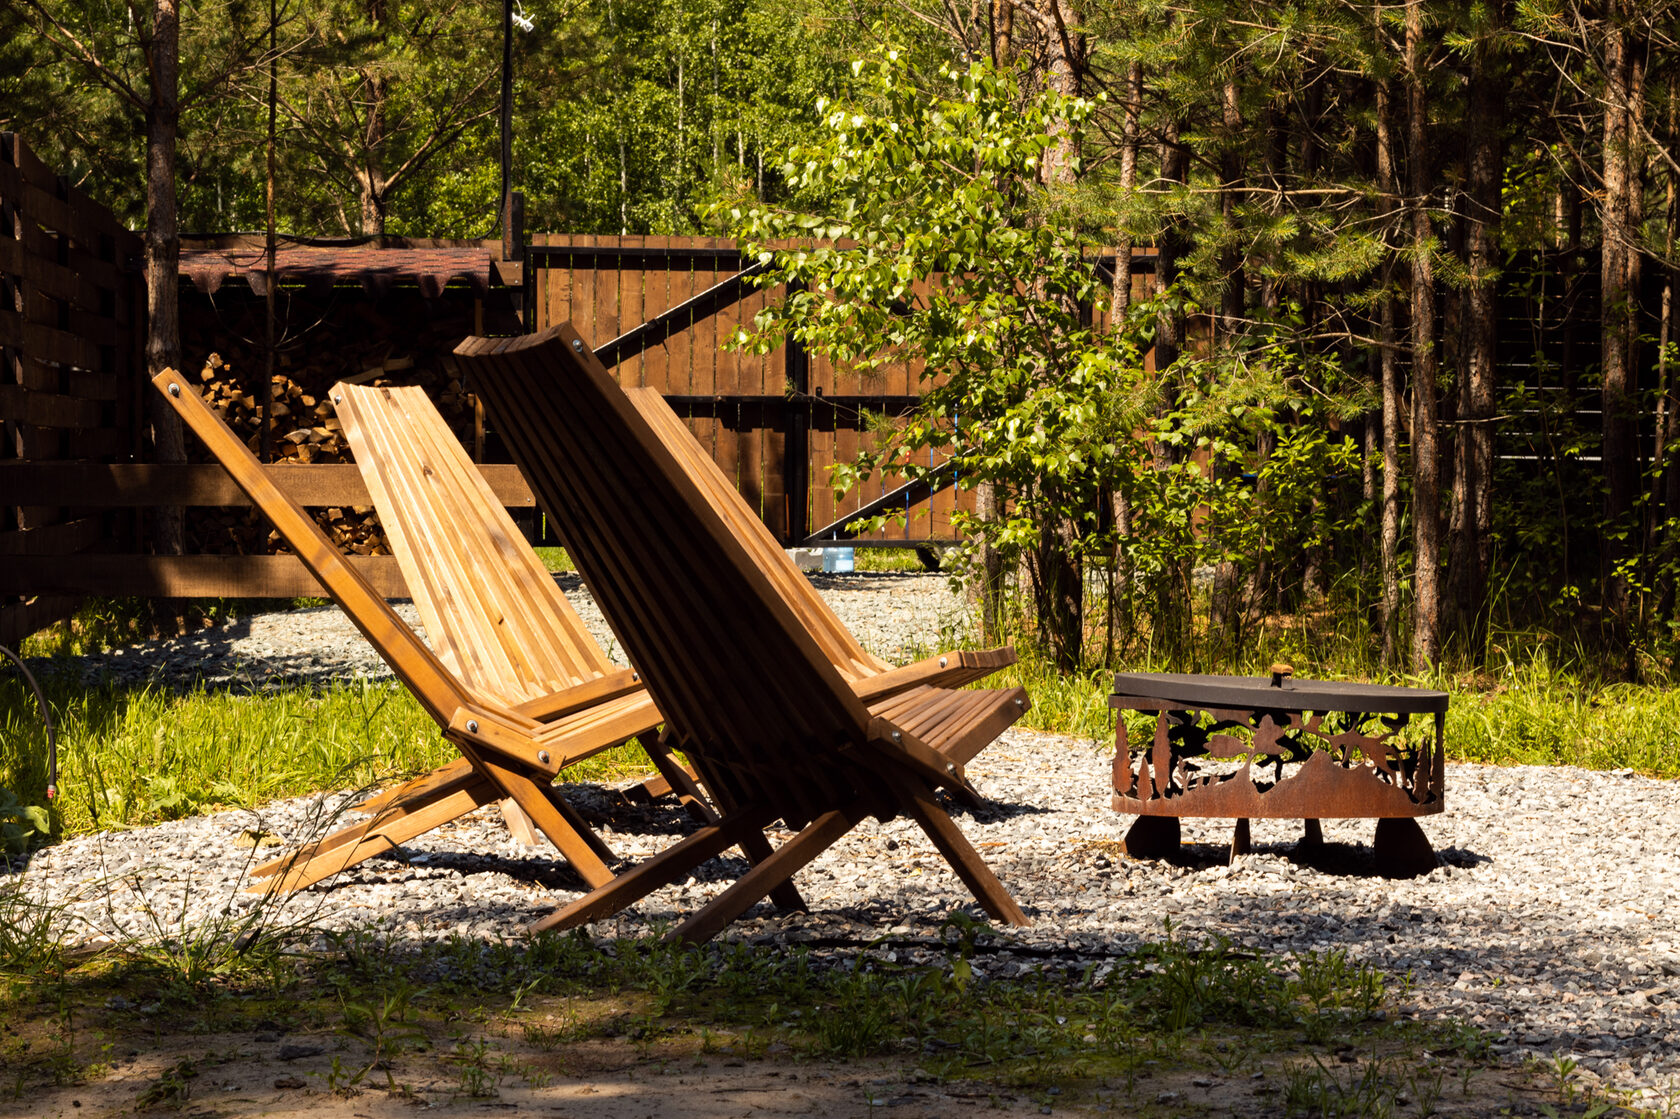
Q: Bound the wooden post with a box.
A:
[784,281,808,545]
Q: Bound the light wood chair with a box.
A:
[455,324,1033,943]
[330,381,712,838]
[153,371,668,894]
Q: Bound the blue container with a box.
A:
[822,547,855,573]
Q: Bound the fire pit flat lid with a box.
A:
[1110,672,1449,714]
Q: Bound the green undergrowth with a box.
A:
[0,675,650,840]
[975,630,1680,779]
[0,896,1523,1113]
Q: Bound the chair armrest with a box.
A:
[446,705,563,777]
[510,667,647,722]
[851,647,1017,702]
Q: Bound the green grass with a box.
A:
[531,546,575,573]
[0,675,652,841]
[852,546,936,572]
[990,650,1680,778]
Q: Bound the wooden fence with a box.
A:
[2,187,1143,642]
[0,133,146,648]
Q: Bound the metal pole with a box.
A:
[499,0,514,255]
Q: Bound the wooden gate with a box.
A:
[527,235,969,547]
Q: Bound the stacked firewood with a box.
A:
[177,287,491,560]
[182,352,480,559]
[196,355,350,464]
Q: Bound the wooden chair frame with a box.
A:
[154,371,667,894]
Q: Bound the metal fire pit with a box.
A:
[1109,666,1448,878]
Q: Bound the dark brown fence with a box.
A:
[0,132,146,647]
[528,235,969,546]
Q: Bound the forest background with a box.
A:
[3,0,1680,689]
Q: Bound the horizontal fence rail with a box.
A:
[0,463,533,599]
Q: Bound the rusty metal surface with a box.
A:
[1111,670,1448,714]
[1110,670,1446,822]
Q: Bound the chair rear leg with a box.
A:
[893,775,1029,927]
[535,782,619,866]
[500,798,541,846]
[736,829,808,912]
[460,742,616,888]
[668,803,867,945]
[530,808,775,934]
[639,734,718,823]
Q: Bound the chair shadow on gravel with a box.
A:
[947,796,1053,823]
[373,848,598,895]
[564,782,1053,835]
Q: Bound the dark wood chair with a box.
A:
[454,324,1033,943]
[622,377,1018,701]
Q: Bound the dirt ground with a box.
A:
[6,1018,1578,1119]
[13,1043,1063,1118]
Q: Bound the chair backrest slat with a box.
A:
[151,371,485,731]
[335,383,617,707]
[457,328,871,804]
[622,387,890,679]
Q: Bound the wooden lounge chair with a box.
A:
[153,370,668,894]
[455,324,1033,943]
[329,381,711,833]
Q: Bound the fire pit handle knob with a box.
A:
[1269,663,1293,688]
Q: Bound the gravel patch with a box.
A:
[8,731,1679,1100]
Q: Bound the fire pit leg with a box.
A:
[1300,818,1324,850]
[1229,817,1251,862]
[1373,817,1437,878]
[1122,815,1180,858]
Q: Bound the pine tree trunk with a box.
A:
[1600,4,1636,628]
[1406,0,1442,670]
[1449,8,1503,649]
[145,0,185,560]
[1658,78,1679,624]
[1155,120,1188,373]
[1375,46,1403,668]
[357,74,390,236]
